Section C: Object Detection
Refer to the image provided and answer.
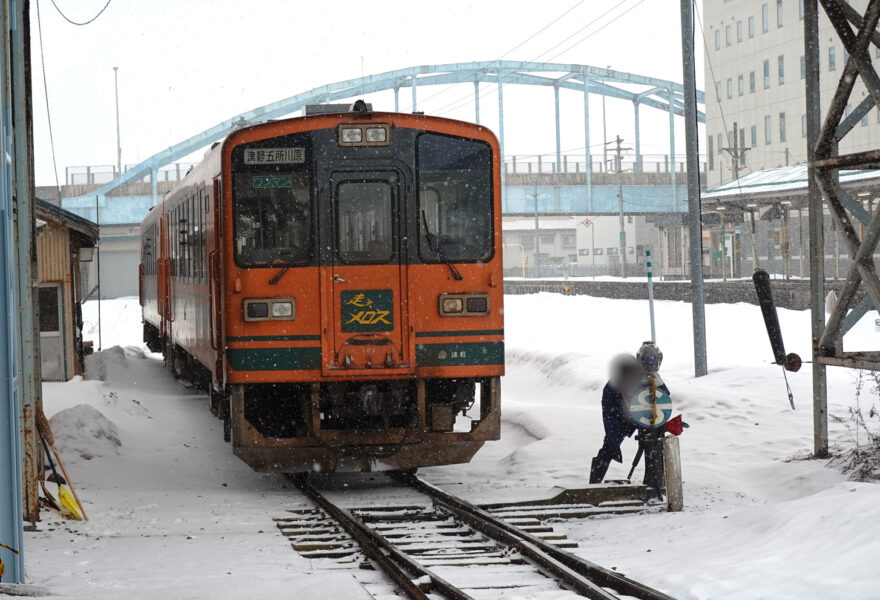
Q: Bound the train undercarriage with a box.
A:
[147,322,501,473]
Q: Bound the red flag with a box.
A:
[664,414,684,436]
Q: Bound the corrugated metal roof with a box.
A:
[502,217,580,231]
[703,163,880,200]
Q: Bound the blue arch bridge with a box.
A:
[57,61,704,221]
[47,61,705,294]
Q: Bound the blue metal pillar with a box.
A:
[12,0,40,524]
[668,88,677,211]
[0,0,25,582]
[411,70,417,112]
[473,81,480,124]
[633,100,642,172]
[497,73,505,205]
[582,76,592,212]
[554,85,561,173]
[394,86,399,112]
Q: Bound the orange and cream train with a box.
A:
[139,104,503,472]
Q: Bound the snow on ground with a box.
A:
[18,294,880,599]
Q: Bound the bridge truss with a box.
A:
[69,60,704,205]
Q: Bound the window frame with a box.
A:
[415,131,495,265]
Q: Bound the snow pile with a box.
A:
[21,292,880,599]
[49,404,121,462]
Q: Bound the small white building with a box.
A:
[502,215,681,278]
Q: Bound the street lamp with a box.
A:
[526,182,546,278]
[114,67,121,176]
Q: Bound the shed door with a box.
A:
[320,171,412,377]
[39,284,64,381]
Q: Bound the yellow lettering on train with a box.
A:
[345,310,391,325]
[344,293,374,308]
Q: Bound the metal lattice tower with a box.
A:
[805,0,880,456]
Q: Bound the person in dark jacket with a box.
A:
[590,342,669,486]
[589,354,643,484]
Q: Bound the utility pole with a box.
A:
[721,121,759,273]
[612,135,632,278]
[526,181,545,278]
[114,66,121,176]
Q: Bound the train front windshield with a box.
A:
[417,133,493,263]
[230,127,494,267]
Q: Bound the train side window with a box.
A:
[336,181,393,264]
[417,133,493,263]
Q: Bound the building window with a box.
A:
[540,234,555,245]
[738,74,744,96]
[708,134,714,170]
[763,59,771,88]
[749,15,755,37]
[861,109,869,127]
[725,24,732,46]
[519,235,534,250]
[802,113,807,137]
[829,46,836,70]
[764,115,772,144]
[562,235,576,248]
[737,20,743,42]
[751,125,758,147]
[717,133,723,154]
[799,0,804,19]
[727,78,733,99]
[750,70,756,92]
[778,55,785,84]
[777,0,783,27]
[716,81,722,101]
[715,28,721,50]
[762,3,769,32]
[739,128,746,156]
[779,112,786,142]
[800,55,806,78]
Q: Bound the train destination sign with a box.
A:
[252,176,292,188]
[243,147,305,165]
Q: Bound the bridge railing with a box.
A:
[504,153,707,175]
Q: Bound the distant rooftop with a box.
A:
[703,163,880,202]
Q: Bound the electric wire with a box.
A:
[35,0,63,201]
[49,0,112,26]
[429,0,631,117]
[412,0,587,110]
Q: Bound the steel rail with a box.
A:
[291,475,474,600]
[401,473,677,600]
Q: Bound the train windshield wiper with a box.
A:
[421,210,462,281]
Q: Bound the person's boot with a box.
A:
[589,457,610,484]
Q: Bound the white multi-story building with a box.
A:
[703,0,880,189]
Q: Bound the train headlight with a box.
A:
[340,127,363,144]
[338,124,390,146]
[246,301,269,319]
[365,127,387,143]
[466,296,488,314]
[440,297,463,314]
[439,293,490,316]
[271,301,293,317]
[244,298,296,321]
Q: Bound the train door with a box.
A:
[321,170,413,377]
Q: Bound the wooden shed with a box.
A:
[35,199,99,381]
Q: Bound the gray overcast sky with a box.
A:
[31,0,704,186]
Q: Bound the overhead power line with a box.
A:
[49,0,112,26]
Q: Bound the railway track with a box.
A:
[283,473,675,600]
